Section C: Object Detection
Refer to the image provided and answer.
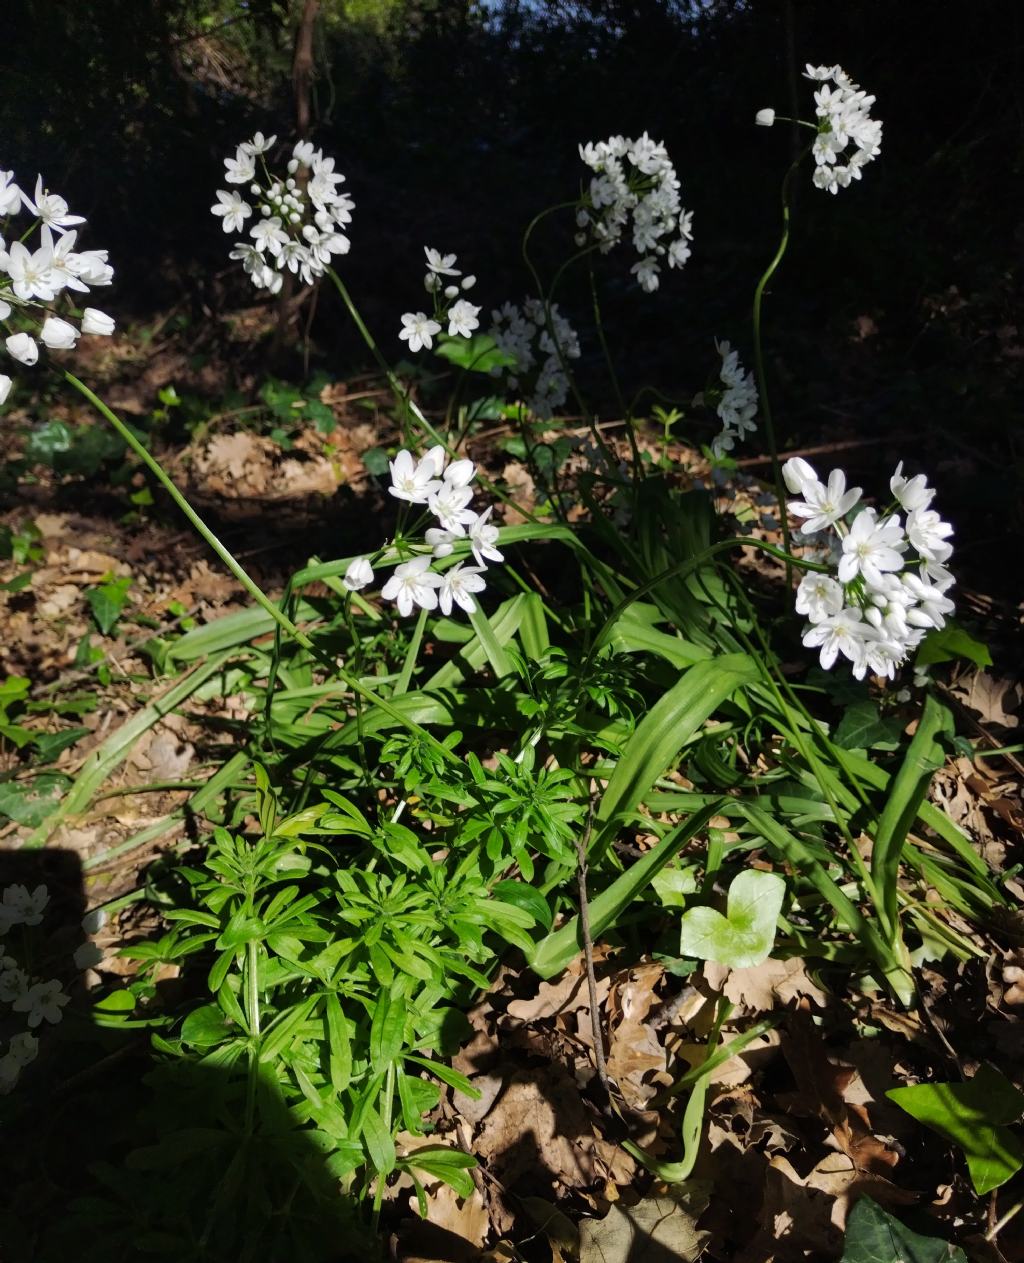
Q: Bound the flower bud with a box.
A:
[0,374,12,405]
[5,332,38,365]
[755,108,776,127]
[41,317,79,349]
[343,557,374,592]
[82,308,116,336]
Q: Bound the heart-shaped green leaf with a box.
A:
[679,869,786,968]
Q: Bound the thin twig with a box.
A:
[575,800,610,1099]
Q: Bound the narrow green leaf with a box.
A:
[597,655,757,830]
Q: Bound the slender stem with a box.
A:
[575,806,610,1099]
[64,371,460,768]
[588,257,642,482]
[751,150,809,583]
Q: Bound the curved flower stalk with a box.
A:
[785,457,955,680]
[0,167,115,403]
[708,339,758,458]
[398,246,480,352]
[343,446,503,618]
[575,133,693,292]
[212,134,354,293]
[487,297,581,420]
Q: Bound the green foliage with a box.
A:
[678,869,787,969]
[840,1197,967,1262]
[887,1064,1024,1195]
[85,576,132,634]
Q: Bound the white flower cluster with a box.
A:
[214,133,354,294]
[341,447,503,618]
[710,339,758,458]
[575,133,693,292]
[398,246,480,352]
[0,883,69,1094]
[0,168,115,403]
[488,297,581,420]
[803,64,883,194]
[784,457,955,681]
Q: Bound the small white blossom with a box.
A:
[425,527,456,557]
[439,563,486,616]
[711,339,758,457]
[447,298,481,338]
[0,884,48,931]
[788,466,862,534]
[13,979,69,1028]
[838,508,906,586]
[388,449,442,504]
[802,608,870,675]
[22,175,85,233]
[211,190,252,234]
[782,457,820,496]
[380,556,443,617]
[890,461,934,513]
[0,961,28,1002]
[224,146,257,185]
[0,375,12,406]
[755,108,776,127]
[795,574,844,623]
[906,507,954,563]
[424,247,460,276]
[398,311,441,353]
[428,480,477,534]
[468,508,503,567]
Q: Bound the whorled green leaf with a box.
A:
[679,869,786,968]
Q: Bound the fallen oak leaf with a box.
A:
[579,1186,711,1263]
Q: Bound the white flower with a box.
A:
[630,257,660,292]
[82,307,115,336]
[442,458,475,488]
[0,962,28,1002]
[788,467,862,534]
[388,449,442,504]
[81,908,108,935]
[837,508,906,586]
[13,979,69,1028]
[0,375,12,406]
[5,333,39,366]
[424,247,460,276]
[461,274,476,290]
[0,169,22,216]
[755,108,776,127]
[211,190,252,234]
[22,175,85,233]
[0,884,49,930]
[428,480,477,534]
[890,461,934,513]
[802,607,870,674]
[40,316,79,350]
[398,311,441,353]
[242,131,277,156]
[380,556,443,617]
[903,573,955,629]
[711,339,758,455]
[224,146,257,184]
[250,217,289,256]
[795,574,844,623]
[448,299,481,339]
[439,563,487,615]
[71,247,114,286]
[3,240,57,301]
[343,557,374,592]
[7,1032,38,1067]
[468,508,503,567]
[906,507,954,563]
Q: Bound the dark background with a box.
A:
[2,0,1022,586]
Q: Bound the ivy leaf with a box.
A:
[917,621,992,668]
[86,576,132,634]
[887,1063,1024,1195]
[679,869,786,969]
[840,1196,967,1262]
[0,773,70,825]
[834,700,902,751]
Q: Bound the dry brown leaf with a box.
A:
[506,967,610,1024]
[951,671,1021,729]
[705,957,828,1012]
[578,1186,711,1263]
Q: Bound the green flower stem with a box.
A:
[587,256,643,481]
[64,370,460,768]
[751,150,809,581]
